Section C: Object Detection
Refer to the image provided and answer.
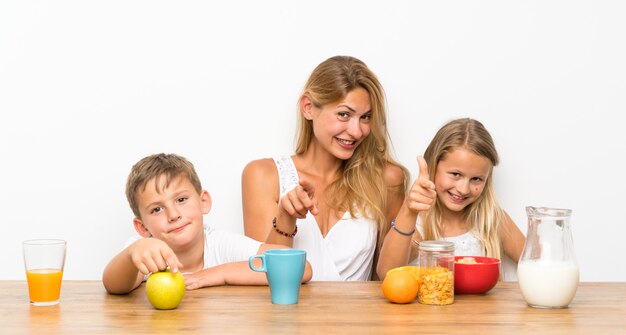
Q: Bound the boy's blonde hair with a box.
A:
[296,55,409,246]
[126,153,202,218]
[421,118,505,259]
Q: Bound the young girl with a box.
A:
[377,118,525,279]
[242,56,409,281]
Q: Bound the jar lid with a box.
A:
[418,240,455,252]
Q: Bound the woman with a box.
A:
[242,56,408,281]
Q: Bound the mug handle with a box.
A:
[249,254,267,272]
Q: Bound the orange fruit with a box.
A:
[395,266,420,281]
[382,266,419,304]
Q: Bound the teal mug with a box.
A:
[249,249,306,304]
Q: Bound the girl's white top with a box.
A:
[274,156,377,281]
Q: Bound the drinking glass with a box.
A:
[23,239,67,306]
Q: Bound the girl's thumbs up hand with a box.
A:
[405,156,437,213]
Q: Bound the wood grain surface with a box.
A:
[2,281,625,334]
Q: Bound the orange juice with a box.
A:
[26,269,63,303]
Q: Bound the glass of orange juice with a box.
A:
[22,239,66,306]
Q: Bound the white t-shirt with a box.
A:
[201,225,263,268]
[274,156,377,281]
[125,225,262,280]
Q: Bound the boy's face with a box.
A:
[133,174,211,251]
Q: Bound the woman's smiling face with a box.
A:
[306,87,372,160]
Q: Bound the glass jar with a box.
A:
[416,240,455,305]
[517,206,579,308]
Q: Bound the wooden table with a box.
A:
[2,281,625,334]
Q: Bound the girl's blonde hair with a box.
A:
[295,56,408,245]
[421,118,505,259]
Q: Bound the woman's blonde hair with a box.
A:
[421,118,505,259]
[295,56,408,245]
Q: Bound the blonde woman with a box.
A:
[377,118,525,279]
[242,56,408,281]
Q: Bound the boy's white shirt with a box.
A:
[124,224,262,281]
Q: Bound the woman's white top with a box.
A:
[409,218,517,280]
[274,156,377,281]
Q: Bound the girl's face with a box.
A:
[434,148,492,213]
[304,87,372,160]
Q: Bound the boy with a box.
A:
[103,153,312,294]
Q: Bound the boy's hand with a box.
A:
[183,269,225,290]
[183,261,272,290]
[405,156,437,213]
[127,238,183,275]
[279,179,319,219]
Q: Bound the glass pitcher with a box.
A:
[517,206,579,308]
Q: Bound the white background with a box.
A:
[1,1,624,281]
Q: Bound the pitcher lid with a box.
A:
[526,206,572,217]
